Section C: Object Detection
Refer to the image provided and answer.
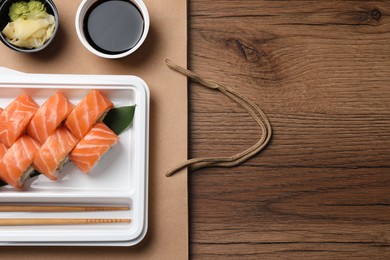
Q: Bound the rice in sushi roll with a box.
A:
[33,127,79,181]
[69,122,118,173]
[65,90,113,139]
[0,94,39,147]
[27,92,74,144]
[0,135,41,189]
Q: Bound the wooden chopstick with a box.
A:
[0,205,131,226]
[0,218,131,226]
[0,205,130,212]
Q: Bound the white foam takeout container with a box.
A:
[0,68,149,246]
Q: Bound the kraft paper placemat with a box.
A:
[0,0,188,259]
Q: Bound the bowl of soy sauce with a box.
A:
[75,0,149,59]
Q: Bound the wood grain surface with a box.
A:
[188,0,390,258]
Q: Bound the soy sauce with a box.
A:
[84,0,144,54]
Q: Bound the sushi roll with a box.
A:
[33,127,79,181]
[65,90,113,139]
[27,93,74,144]
[0,110,5,159]
[0,135,41,189]
[0,94,39,147]
[0,108,7,159]
[69,122,118,173]
[0,141,7,160]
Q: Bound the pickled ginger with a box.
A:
[2,1,55,49]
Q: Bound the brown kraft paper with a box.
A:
[0,0,188,259]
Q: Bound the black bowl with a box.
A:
[0,0,59,53]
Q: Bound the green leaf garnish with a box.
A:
[103,106,136,135]
[0,105,136,188]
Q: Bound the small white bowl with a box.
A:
[75,0,150,59]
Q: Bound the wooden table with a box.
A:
[189,1,390,258]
